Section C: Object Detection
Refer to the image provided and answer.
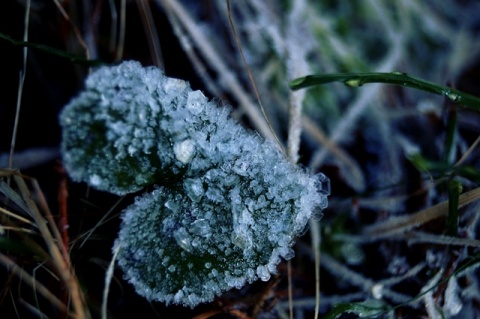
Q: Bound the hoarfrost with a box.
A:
[256,265,271,281]
[184,178,204,202]
[173,140,195,164]
[89,174,102,187]
[61,61,329,308]
[443,276,463,316]
[173,227,193,252]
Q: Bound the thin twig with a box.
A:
[226,0,284,153]
[455,134,480,166]
[56,164,70,261]
[136,0,163,68]
[51,0,90,60]
[78,196,124,248]
[9,0,30,169]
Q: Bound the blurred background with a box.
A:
[1,1,480,318]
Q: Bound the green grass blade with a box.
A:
[447,179,462,236]
[454,165,480,184]
[0,31,102,66]
[408,154,451,175]
[289,72,480,111]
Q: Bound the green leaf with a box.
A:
[324,299,387,319]
[289,72,480,111]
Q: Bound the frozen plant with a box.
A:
[60,61,329,307]
[60,61,201,195]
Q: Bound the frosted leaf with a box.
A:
[232,159,250,176]
[61,61,330,308]
[205,186,223,203]
[231,208,254,250]
[115,132,328,307]
[60,61,197,195]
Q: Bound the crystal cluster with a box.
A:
[60,61,329,307]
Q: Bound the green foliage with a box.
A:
[289,72,480,111]
[324,299,387,319]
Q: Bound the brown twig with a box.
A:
[56,163,70,264]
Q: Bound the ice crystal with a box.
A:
[60,61,196,195]
[60,61,329,307]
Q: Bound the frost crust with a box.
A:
[60,61,329,307]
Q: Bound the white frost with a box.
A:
[61,61,330,308]
[174,140,195,164]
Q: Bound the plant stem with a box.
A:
[289,72,480,112]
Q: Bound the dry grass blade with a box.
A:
[0,168,18,178]
[403,231,480,247]
[0,206,35,227]
[309,219,321,319]
[2,172,91,318]
[455,133,480,166]
[0,252,69,315]
[363,187,480,236]
[101,244,121,319]
[0,178,31,214]
[51,0,90,60]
